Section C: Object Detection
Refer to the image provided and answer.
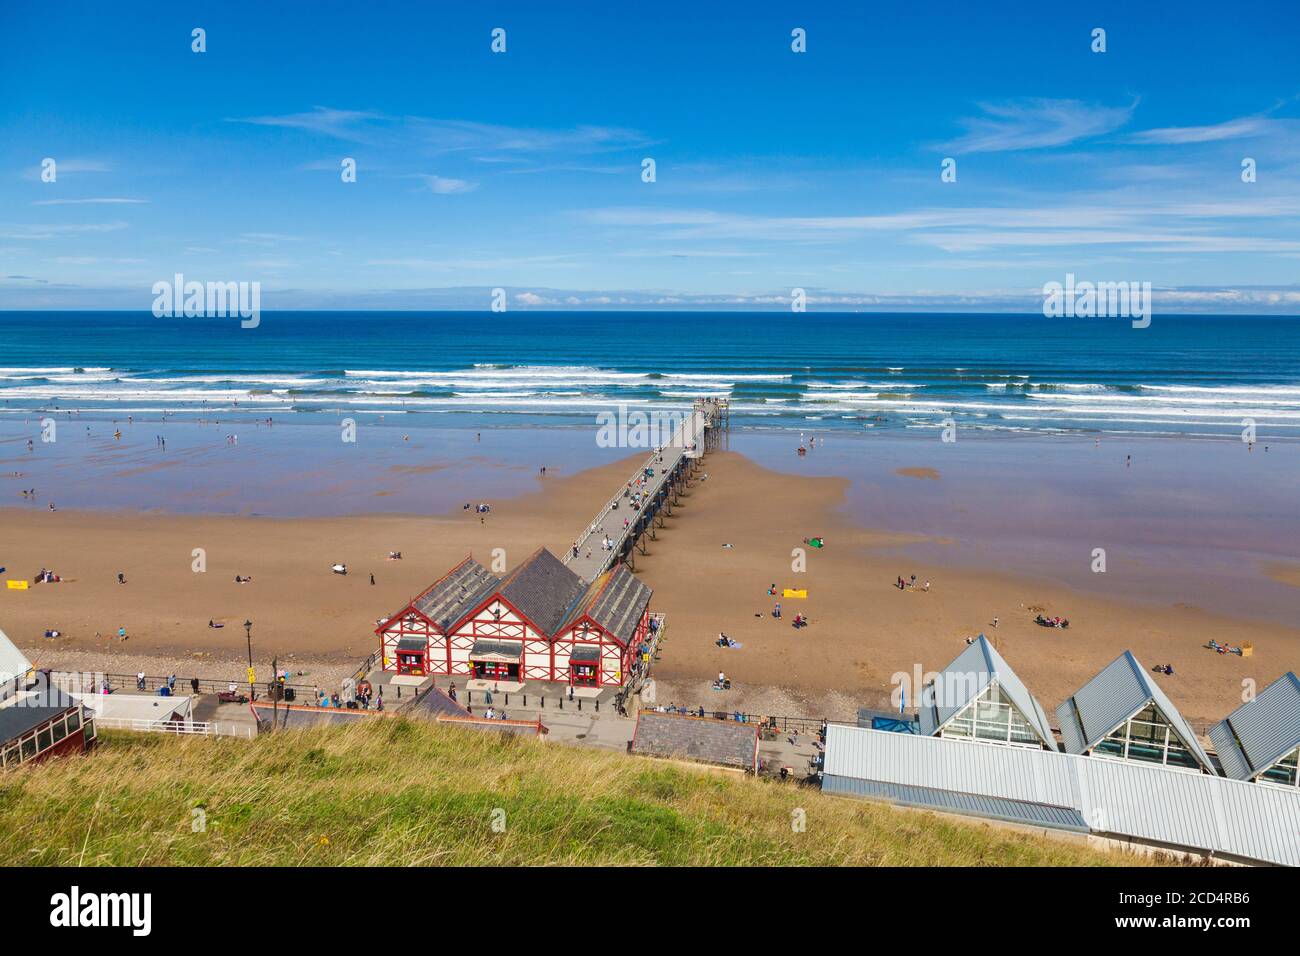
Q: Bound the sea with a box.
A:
[2,311,1298,440]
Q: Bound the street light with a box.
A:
[244,620,255,701]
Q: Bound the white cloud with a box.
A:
[945,98,1137,153]
[0,222,129,240]
[423,174,478,195]
[31,198,149,206]
[1127,115,1288,144]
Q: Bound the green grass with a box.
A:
[0,720,1170,866]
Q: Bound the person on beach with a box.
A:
[370,572,375,586]
[992,616,999,628]
[773,602,782,619]
[117,572,126,585]
[191,677,200,695]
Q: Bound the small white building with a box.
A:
[71,692,194,731]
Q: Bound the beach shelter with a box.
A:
[1056,650,1215,773]
[1208,672,1300,787]
[917,635,1058,750]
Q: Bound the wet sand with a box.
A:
[3,447,1297,729]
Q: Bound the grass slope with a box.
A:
[0,720,1163,866]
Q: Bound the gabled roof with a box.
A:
[1055,650,1214,771]
[413,557,501,632]
[1209,672,1300,781]
[409,685,470,720]
[917,636,1058,749]
[563,564,652,647]
[495,548,588,637]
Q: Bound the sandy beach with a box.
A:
[3,445,1296,730]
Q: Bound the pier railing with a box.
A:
[564,404,711,577]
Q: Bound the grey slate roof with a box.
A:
[497,548,588,636]
[437,715,544,737]
[0,694,78,744]
[569,645,600,663]
[1209,672,1300,781]
[413,557,501,632]
[575,565,652,646]
[253,703,380,728]
[632,711,758,770]
[917,636,1058,749]
[1055,650,1214,771]
[408,686,471,720]
[396,636,427,652]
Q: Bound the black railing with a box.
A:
[42,670,317,700]
[648,707,835,736]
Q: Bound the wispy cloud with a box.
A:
[238,107,386,141]
[236,106,650,157]
[945,98,1137,153]
[237,232,302,245]
[579,192,1300,255]
[20,158,113,181]
[0,222,129,240]
[1126,114,1292,144]
[31,197,149,206]
[422,174,478,194]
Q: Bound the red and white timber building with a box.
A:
[377,548,652,688]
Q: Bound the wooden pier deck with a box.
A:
[563,398,727,582]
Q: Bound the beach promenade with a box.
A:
[564,398,726,583]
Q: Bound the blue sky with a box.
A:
[2,0,1299,311]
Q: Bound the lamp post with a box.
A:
[244,619,255,702]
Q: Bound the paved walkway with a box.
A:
[564,401,718,582]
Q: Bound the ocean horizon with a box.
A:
[2,311,1298,442]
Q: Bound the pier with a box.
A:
[564,398,728,582]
